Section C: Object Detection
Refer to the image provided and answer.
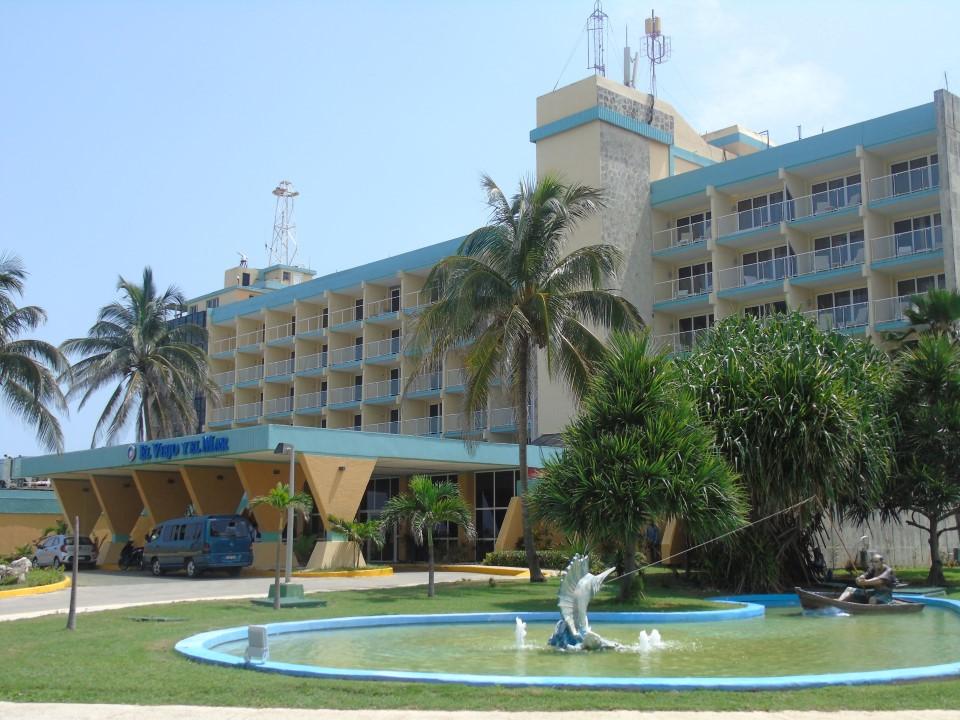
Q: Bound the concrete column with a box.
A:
[90,474,144,565]
[132,470,192,525]
[935,89,960,290]
[52,477,102,536]
[179,466,244,516]
[235,459,309,570]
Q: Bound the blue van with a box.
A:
[145,514,254,578]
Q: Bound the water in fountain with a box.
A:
[515,617,528,649]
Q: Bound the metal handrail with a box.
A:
[788,184,861,220]
[264,358,294,378]
[802,302,870,331]
[792,241,864,276]
[869,164,939,201]
[654,272,713,302]
[871,226,943,262]
[653,219,711,251]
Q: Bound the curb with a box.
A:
[241,567,394,579]
[0,577,71,599]
[435,564,529,577]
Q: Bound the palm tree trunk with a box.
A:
[927,513,945,586]
[619,536,638,603]
[517,342,544,583]
[273,521,282,610]
[427,528,435,598]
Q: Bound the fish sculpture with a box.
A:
[547,554,618,650]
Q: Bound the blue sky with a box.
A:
[2,0,959,458]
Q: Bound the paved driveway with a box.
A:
[0,568,494,621]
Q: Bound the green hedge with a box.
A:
[483,550,605,574]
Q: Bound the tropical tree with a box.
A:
[681,312,896,592]
[409,174,643,582]
[379,475,475,597]
[904,288,960,341]
[0,252,68,452]
[327,514,384,569]
[883,335,960,585]
[61,267,218,446]
[249,483,314,609]
[528,332,746,601]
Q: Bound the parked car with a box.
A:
[144,514,254,578]
[32,534,98,569]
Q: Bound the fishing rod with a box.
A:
[615,495,818,581]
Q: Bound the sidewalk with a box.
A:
[1,705,959,720]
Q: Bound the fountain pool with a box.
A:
[175,595,960,690]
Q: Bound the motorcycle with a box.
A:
[118,540,144,571]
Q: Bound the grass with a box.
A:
[0,567,64,588]
[0,569,959,710]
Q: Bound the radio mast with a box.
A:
[267,180,299,266]
[587,1,608,77]
[643,10,671,100]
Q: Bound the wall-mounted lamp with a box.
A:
[337,465,346,471]
[122,482,131,489]
[167,477,176,485]
[273,469,280,476]
[216,474,224,481]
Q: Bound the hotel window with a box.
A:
[812,230,865,270]
[354,299,364,321]
[241,272,251,287]
[741,245,792,284]
[811,174,861,213]
[677,261,712,297]
[353,375,363,402]
[674,210,711,244]
[389,286,401,312]
[892,213,942,256]
[736,189,784,232]
[816,288,869,328]
[357,476,400,562]
[678,314,713,351]
[322,307,329,329]
[745,301,787,318]
[474,470,517,561]
[354,336,363,361]
[353,414,362,429]
[282,271,291,282]
[205,298,219,310]
[891,153,939,195]
[897,273,946,298]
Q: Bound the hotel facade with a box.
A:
[11,75,960,568]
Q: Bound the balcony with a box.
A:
[488,406,533,433]
[653,272,713,311]
[871,226,943,271]
[790,241,865,288]
[236,328,264,352]
[401,415,443,437]
[365,377,401,404]
[402,289,438,315]
[802,303,869,334]
[264,358,294,381]
[296,313,328,338]
[235,401,261,423]
[329,306,363,331]
[652,220,710,259]
[406,371,443,398]
[294,390,326,414]
[716,203,784,247]
[213,369,235,389]
[444,410,487,437]
[295,351,327,376]
[363,419,402,435]
[873,294,920,329]
[652,328,710,355]
[207,405,234,426]
[235,364,263,386]
[365,337,401,364]
[211,336,237,357]
[365,296,402,324]
[265,321,295,346]
[329,344,363,370]
[785,184,861,231]
[868,165,940,213]
[328,384,362,408]
[716,260,788,299]
[263,395,293,416]
[445,367,467,392]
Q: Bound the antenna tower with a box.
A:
[587,1,608,77]
[643,10,671,99]
[267,180,299,266]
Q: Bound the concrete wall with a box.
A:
[936,89,960,289]
[0,513,62,556]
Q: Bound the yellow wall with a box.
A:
[179,466,244,516]
[132,470,192,524]
[0,513,62,556]
[90,473,144,564]
[53,478,102,535]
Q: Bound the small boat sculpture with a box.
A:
[794,587,924,614]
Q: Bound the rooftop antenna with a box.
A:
[587,1,608,77]
[643,10,671,100]
[623,26,639,88]
[266,180,299,266]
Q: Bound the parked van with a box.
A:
[145,514,254,578]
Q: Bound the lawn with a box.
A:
[0,570,959,711]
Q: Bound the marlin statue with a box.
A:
[547,554,619,650]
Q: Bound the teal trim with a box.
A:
[872,248,944,269]
[331,320,362,332]
[668,146,675,176]
[707,132,769,151]
[236,493,248,513]
[407,388,442,399]
[716,225,780,245]
[651,239,708,258]
[112,534,130,543]
[211,350,236,359]
[786,205,859,228]
[327,531,347,542]
[876,319,910,332]
[0,489,61,515]
[327,401,361,410]
[789,265,862,287]
[260,531,281,542]
[867,187,940,210]
[671,145,717,167]
[653,293,711,310]
[208,419,233,428]
[260,264,317,277]
[716,280,783,299]
[529,106,673,145]
[329,360,361,371]
[837,325,868,335]
[652,102,935,206]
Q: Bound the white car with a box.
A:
[32,534,98,569]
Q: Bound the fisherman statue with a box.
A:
[548,554,619,651]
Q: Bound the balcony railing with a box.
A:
[295,390,326,411]
[872,226,943,262]
[445,367,467,387]
[653,220,711,252]
[330,345,363,366]
[402,415,443,436]
[788,184,861,220]
[802,302,869,331]
[366,295,402,318]
[488,405,534,431]
[792,241,864,277]
[874,294,921,324]
[264,396,293,414]
[716,201,785,237]
[265,321,295,343]
[236,365,263,384]
[408,371,443,394]
[212,336,237,354]
[296,313,328,335]
[328,306,361,327]
[208,405,234,423]
[264,358,294,378]
[445,410,487,434]
[653,328,710,354]
[296,351,327,373]
[363,419,401,434]
[213,369,235,387]
[235,401,261,421]
[366,377,401,401]
[717,259,790,290]
[403,289,438,313]
[654,272,713,302]
[366,337,401,359]
[237,328,264,347]
[329,385,362,405]
[869,164,939,202]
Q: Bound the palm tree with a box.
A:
[529,332,745,601]
[61,267,218,446]
[0,252,68,452]
[249,483,314,609]
[380,475,475,597]
[904,288,960,341]
[327,514,384,569]
[409,174,643,582]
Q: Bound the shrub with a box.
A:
[483,550,604,574]
[293,533,317,566]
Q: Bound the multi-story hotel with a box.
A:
[12,73,960,569]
